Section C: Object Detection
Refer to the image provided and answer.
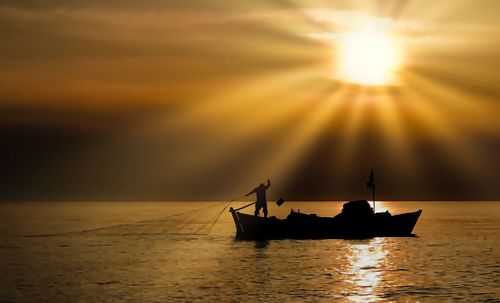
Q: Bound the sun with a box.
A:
[338,30,401,86]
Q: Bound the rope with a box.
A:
[171,196,247,234]
[195,200,233,234]
[206,202,233,234]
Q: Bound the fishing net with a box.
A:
[25,201,238,238]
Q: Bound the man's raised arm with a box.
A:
[266,179,271,189]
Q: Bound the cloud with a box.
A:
[0,3,325,107]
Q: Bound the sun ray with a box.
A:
[398,70,496,193]
[372,87,423,187]
[332,85,370,176]
[228,84,351,193]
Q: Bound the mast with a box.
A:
[372,182,376,212]
[366,169,376,212]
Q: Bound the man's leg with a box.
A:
[254,203,261,216]
[263,202,268,218]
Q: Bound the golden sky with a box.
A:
[1,0,500,200]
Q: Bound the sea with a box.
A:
[0,201,499,303]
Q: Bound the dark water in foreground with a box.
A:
[0,201,499,302]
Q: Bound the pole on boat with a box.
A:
[372,184,376,213]
[232,198,285,212]
[366,169,376,212]
[233,201,256,212]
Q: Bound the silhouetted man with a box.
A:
[246,179,271,218]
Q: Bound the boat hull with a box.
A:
[230,208,422,240]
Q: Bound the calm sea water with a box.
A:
[0,201,499,302]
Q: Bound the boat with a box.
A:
[229,200,422,240]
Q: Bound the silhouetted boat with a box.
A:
[229,200,422,240]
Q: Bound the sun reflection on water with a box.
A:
[373,201,390,213]
[346,238,387,302]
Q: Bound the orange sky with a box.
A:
[1,0,500,200]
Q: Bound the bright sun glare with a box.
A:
[338,30,401,86]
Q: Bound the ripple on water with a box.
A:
[1,201,500,302]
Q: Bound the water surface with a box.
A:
[1,201,499,302]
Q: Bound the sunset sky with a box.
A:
[1,0,500,201]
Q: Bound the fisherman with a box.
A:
[246,179,271,218]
